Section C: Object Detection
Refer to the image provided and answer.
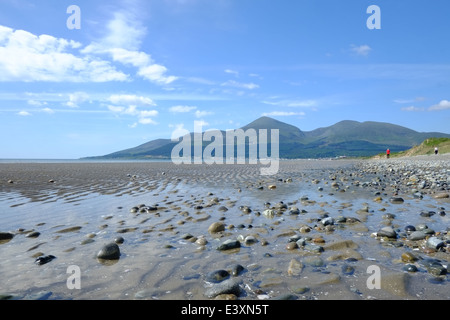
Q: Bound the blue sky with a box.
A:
[1,0,449,159]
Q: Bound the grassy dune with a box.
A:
[372,137,450,158]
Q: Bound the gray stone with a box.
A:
[97,242,121,260]
[204,278,242,298]
[321,217,334,226]
[389,197,404,204]
[408,230,427,241]
[377,226,397,239]
[426,237,445,250]
[205,270,230,283]
[217,239,241,251]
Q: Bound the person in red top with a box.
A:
[386,148,390,158]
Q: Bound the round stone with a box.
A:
[97,243,121,260]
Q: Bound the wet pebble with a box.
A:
[217,239,241,251]
[426,237,445,250]
[206,270,230,283]
[208,222,225,233]
[389,197,404,204]
[0,232,14,241]
[377,226,397,239]
[97,242,121,260]
[204,278,242,298]
[35,255,56,266]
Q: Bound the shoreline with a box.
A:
[0,158,449,300]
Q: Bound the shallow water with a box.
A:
[0,160,449,300]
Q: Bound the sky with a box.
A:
[0,0,449,159]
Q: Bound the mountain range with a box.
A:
[83,117,450,160]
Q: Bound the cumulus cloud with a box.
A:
[81,12,177,85]
[107,94,158,125]
[428,100,450,111]
[0,25,128,82]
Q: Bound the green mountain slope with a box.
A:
[82,117,450,160]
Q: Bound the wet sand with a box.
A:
[0,157,449,300]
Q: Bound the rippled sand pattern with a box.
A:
[0,159,449,300]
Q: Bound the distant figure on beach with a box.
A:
[386,148,390,159]
[435,147,439,155]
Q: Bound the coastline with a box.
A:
[0,157,449,300]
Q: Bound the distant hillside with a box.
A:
[380,137,450,158]
[82,117,450,160]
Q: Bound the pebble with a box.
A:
[426,237,445,250]
[0,232,14,241]
[216,239,241,251]
[26,231,40,238]
[204,278,242,298]
[205,270,230,283]
[401,252,418,263]
[389,197,404,204]
[35,255,56,266]
[228,264,245,276]
[408,230,427,241]
[377,226,397,239]
[208,222,225,233]
[97,242,121,260]
[114,236,125,244]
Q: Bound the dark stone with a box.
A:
[204,278,242,298]
[97,242,121,260]
[0,232,14,241]
[35,255,56,265]
[205,270,230,283]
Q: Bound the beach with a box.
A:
[0,156,449,300]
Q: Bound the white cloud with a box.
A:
[107,105,125,113]
[0,25,128,82]
[108,94,155,106]
[27,99,47,106]
[139,118,157,125]
[221,80,259,90]
[140,110,158,118]
[66,92,89,108]
[262,99,317,108]
[107,94,158,125]
[42,107,55,114]
[224,69,239,77]
[262,111,305,117]
[428,100,450,111]
[169,105,197,113]
[81,11,177,85]
[17,110,31,116]
[401,106,425,112]
[137,64,178,84]
[195,110,214,118]
[350,44,372,56]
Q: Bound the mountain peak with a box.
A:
[241,116,305,139]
